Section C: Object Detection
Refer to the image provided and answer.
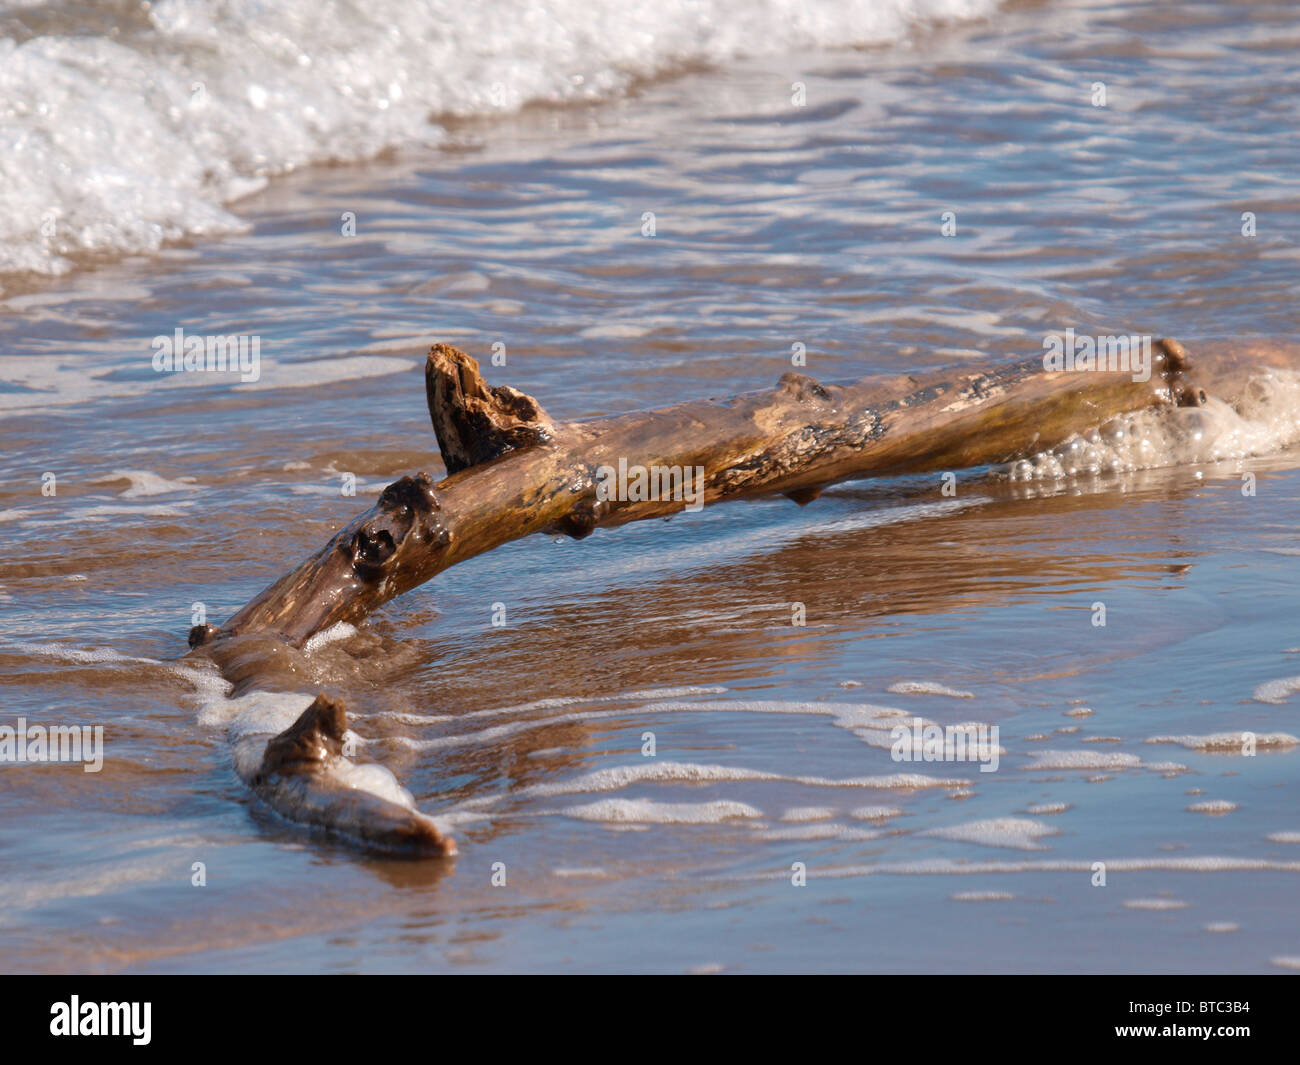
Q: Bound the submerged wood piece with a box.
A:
[207,337,1298,650]
[247,694,456,856]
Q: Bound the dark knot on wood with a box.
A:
[188,623,217,649]
[350,473,450,575]
[425,344,553,474]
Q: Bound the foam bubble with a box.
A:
[332,760,418,809]
[1187,800,1237,815]
[414,696,982,762]
[925,817,1059,851]
[302,621,360,654]
[1005,374,1300,479]
[886,680,975,699]
[1252,676,1300,705]
[99,469,199,498]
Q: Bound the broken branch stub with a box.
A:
[424,342,553,473]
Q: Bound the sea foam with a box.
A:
[0,0,998,279]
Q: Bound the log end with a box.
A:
[425,343,553,474]
[253,693,457,857]
[260,693,348,778]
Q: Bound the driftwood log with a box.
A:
[190,336,1300,856]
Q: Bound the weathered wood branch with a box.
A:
[199,335,1285,650]
[191,335,1300,856]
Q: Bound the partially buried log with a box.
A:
[192,335,1300,856]
[243,694,454,855]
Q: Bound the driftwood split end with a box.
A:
[425,343,553,474]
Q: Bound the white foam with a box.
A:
[234,356,416,391]
[1006,374,1300,479]
[409,685,728,729]
[207,687,435,819]
[850,805,905,821]
[516,761,967,799]
[412,696,980,760]
[1267,831,1300,843]
[1204,922,1239,933]
[0,0,998,278]
[1024,750,1143,770]
[755,823,882,841]
[886,681,974,699]
[6,643,227,701]
[8,643,163,666]
[1146,731,1298,751]
[99,469,199,498]
[925,817,1059,851]
[1271,957,1300,970]
[1123,898,1188,911]
[951,890,1014,901]
[197,688,314,734]
[735,855,1300,880]
[1187,800,1237,815]
[779,806,837,822]
[302,621,360,654]
[561,798,761,824]
[1026,802,1071,815]
[1252,676,1300,705]
[331,760,418,809]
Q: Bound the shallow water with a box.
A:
[3,0,1300,973]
